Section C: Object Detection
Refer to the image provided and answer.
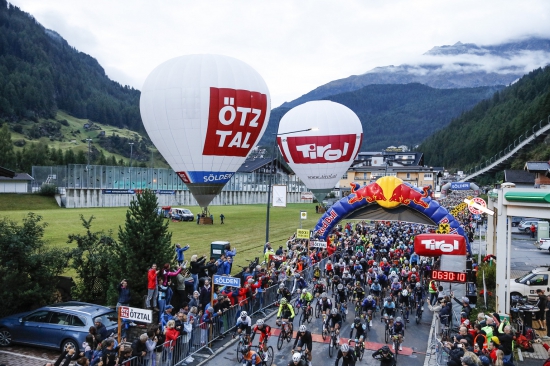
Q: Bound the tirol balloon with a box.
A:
[277,101,363,202]
[140,55,271,209]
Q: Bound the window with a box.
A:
[49,312,70,325]
[424,173,433,180]
[363,173,367,179]
[342,173,348,179]
[69,316,86,327]
[25,310,50,323]
[406,173,411,179]
[529,274,548,286]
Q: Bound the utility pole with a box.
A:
[86,138,92,171]
[129,142,134,172]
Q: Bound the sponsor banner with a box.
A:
[273,185,287,207]
[301,192,314,199]
[119,306,152,323]
[269,254,286,262]
[102,189,135,194]
[468,197,487,215]
[177,171,234,184]
[157,190,175,195]
[296,229,310,239]
[309,240,327,248]
[203,87,268,157]
[278,134,360,164]
[450,182,470,190]
[213,275,241,287]
[414,234,466,256]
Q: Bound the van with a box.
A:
[510,267,550,302]
[169,208,195,221]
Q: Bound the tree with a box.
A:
[67,215,116,304]
[114,190,172,306]
[0,213,68,314]
[0,124,15,169]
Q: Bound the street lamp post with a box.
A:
[265,128,315,244]
[86,138,92,171]
[129,142,134,171]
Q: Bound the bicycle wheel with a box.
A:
[277,330,284,350]
[394,339,399,356]
[385,328,389,343]
[416,308,422,324]
[300,311,306,325]
[265,346,274,366]
[328,336,334,357]
[236,341,243,362]
[286,326,292,342]
[322,326,328,341]
[359,343,365,360]
[306,308,312,323]
[315,304,321,318]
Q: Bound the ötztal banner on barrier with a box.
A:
[119,306,152,323]
[413,234,466,256]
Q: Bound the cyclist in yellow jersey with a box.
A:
[276,297,296,332]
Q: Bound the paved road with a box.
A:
[199,294,432,366]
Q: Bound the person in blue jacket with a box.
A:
[175,243,190,266]
[223,258,232,275]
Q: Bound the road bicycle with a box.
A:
[299,301,313,324]
[234,332,251,363]
[391,334,402,357]
[315,298,322,319]
[328,328,339,357]
[251,344,274,366]
[415,301,423,324]
[276,320,292,350]
[383,316,393,343]
[348,338,365,361]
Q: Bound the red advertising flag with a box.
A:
[413,234,466,256]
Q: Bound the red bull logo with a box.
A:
[347,182,387,204]
[388,184,430,209]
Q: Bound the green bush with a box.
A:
[37,184,58,196]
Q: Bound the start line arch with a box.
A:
[314,176,471,253]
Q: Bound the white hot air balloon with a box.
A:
[277,101,363,202]
[140,55,271,209]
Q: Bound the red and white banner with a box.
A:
[278,134,360,164]
[414,234,466,256]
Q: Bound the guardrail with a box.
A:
[463,114,550,182]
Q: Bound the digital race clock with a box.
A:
[431,270,467,283]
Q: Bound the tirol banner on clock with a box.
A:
[413,234,466,256]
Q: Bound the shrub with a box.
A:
[37,184,58,196]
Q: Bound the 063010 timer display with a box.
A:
[431,270,467,283]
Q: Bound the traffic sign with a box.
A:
[300,211,307,220]
[213,275,241,287]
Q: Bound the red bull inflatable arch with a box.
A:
[314,176,471,253]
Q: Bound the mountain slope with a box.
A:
[281,37,550,109]
[0,0,142,131]
[261,83,502,150]
[419,66,550,170]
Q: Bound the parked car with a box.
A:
[169,208,195,221]
[517,220,542,233]
[0,301,118,352]
[535,238,550,252]
[511,217,525,227]
[510,267,550,302]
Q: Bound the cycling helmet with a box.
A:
[367,295,373,301]
[354,317,361,324]
[395,317,402,323]
[331,308,338,315]
[416,282,421,288]
[374,279,379,284]
[240,311,248,318]
[280,298,288,305]
[337,284,344,290]
[412,268,417,273]
[393,278,398,283]
[368,268,373,273]
[302,289,309,294]
[381,345,391,353]
[292,353,302,362]
[402,289,408,296]
[299,324,307,332]
[404,260,409,265]
[294,273,300,278]
[279,283,285,289]
[386,297,393,302]
[382,258,387,263]
[256,319,264,326]
[334,263,340,268]
[240,345,250,354]
[321,292,328,298]
[340,343,350,352]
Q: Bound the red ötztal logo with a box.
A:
[203,88,267,157]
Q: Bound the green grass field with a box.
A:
[0,195,321,272]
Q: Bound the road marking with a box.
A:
[514,248,543,252]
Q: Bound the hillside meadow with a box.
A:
[0,195,323,273]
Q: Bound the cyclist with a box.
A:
[276,297,296,333]
[413,282,424,305]
[349,317,367,347]
[292,324,313,366]
[370,279,382,299]
[372,345,396,366]
[320,292,333,320]
[235,311,252,340]
[353,281,365,305]
[325,260,334,277]
[408,268,419,284]
[334,343,356,366]
[278,283,292,303]
[399,289,410,322]
[332,274,341,293]
[240,344,262,366]
[335,284,348,313]
[293,274,308,294]
[361,295,376,327]
[326,308,343,342]
[287,352,307,366]
[313,265,322,281]
[390,317,405,351]
[390,277,402,298]
[250,319,271,360]
[313,280,327,300]
[383,297,396,318]
[298,289,313,309]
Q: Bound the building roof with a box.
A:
[524,161,550,172]
[237,157,293,174]
[504,169,535,184]
[0,173,33,181]
[0,166,15,178]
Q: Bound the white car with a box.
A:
[535,238,550,252]
[510,267,550,302]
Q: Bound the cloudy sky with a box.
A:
[10,0,550,107]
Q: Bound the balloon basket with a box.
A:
[318,207,326,214]
[199,217,213,225]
